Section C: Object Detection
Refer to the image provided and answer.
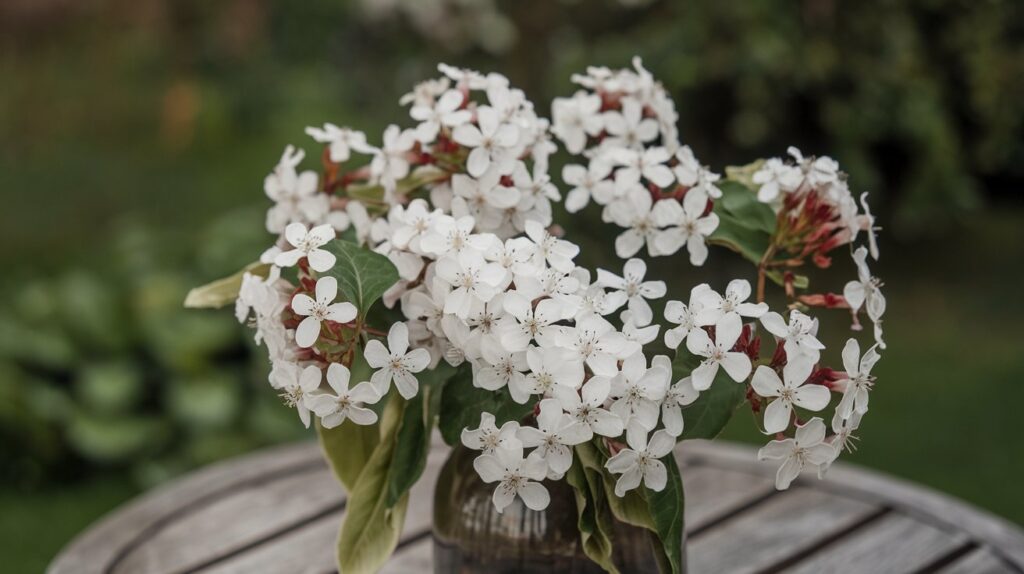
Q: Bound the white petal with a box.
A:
[763,398,792,434]
[363,339,390,368]
[517,482,550,511]
[295,316,321,348]
[643,460,668,491]
[720,352,752,383]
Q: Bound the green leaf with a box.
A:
[566,455,620,574]
[323,240,400,317]
[717,181,777,235]
[317,419,379,492]
[578,441,655,531]
[437,363,533,446]
[336,395,409,574]
[672,350,748,440]
[385,362,456,507]
[183,262,268,309]
[708,211,771,264]
[724,159,765,190]
[645,452,685,574]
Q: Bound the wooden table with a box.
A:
[50,439,1024,574]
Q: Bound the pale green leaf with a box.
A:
[645,452,685,574]
[566,455,619,574]
[183,262,268,309]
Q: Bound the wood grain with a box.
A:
[47,438,1024,574]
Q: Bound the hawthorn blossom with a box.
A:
[609,352,670,435]
[421,215,494,256]
[752,157,803,204]
[524,346,584,396]
[516,399,591,476]
[621,311,660,346]
[835,338,880,420]
[264,145,327,233]
[695,279,768,325]
[606,146,675,188]
[364,322,431,399]
[673,146,722,199]
[453,106,519,177]
[661,376,700,437]
[608,192,682,258]
[558,315,636,377]
[685,313,752,390]
[663,284,712,349]
[563,160,614,213]
[758,418,835,490]
[473,442,550,513]
[390,199,441,252]
[760,310,825,365]
[269,362,322,428]
[307,363,381,428]
[462,412,521,454]
[477,344,530,403]
[500,293,564,351]
[596,258,666,327]
[551,91,603,154]
[434,251,506,318]
[370,124,417,188]
[291,277,358,348]
[605,429,675,496]
[843,246,887,349]
[602,97,659,150]
[751,362,831,434]
[305,123,369,163]
[274,223,337,272]
[656,188,719,266]
[410,89,472,143]
[555,375,624,438]
[524,220,579,273]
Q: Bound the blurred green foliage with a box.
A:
[0,214,305,489]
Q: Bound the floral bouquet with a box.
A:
[187,58,886,574]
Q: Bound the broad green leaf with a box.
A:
[323,240,399,317]
[183,262,268,309]
[708,211,771,264]
[672,350,748,440]
[717,181,777,235]
[566,455,619,574]
[437,363,533,446]
[579,441,655,531]
[336,395,409,574]
[645,452,685,574]
[317,419,379,492]
[384,362,456,506]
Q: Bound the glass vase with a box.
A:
[432,444,682,573]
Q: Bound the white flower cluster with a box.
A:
[551,58,722,265]
[223,60,889,513]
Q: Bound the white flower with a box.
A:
[605,429,675,496]
[609,352,669,435]
[661,376,699,437]
[452,173,521,226]
[555,375,624,438]
[462,412,520,454]
[835,338,880,420]
[596,258,665,327]
[606,146,675,188]
[371,124,416,188]
[477,343,531,403]
[608,191,682,258]
[758,417,835,490]
[307,363,381,428]
[558,315,636,377]
[500,292,564,351]
[760,310,825,365]
[524,346,584,395]
[268,361,321,428]
[453,106,519,177]
[517,399,591,476]
[752,157,803,204]
[695,279,768,325]
[473,441,550,513]
[434,251,506,318]
[421,215,494,256]
[390,199,441,253]
[274,223,337,272]
[751,362,831,434]
[364,322,431,399]
[673,145,722,198]
[551,91,603,154]
[410,89,472,143]
[827,409,863,469]
[685,313,752,390]
[264,145,327,233]
[563,160,614,213]
[663,284,712,349]
[621,311,660,346]
[602,97,659,150]
[291,277,357,348]
[524,220,579,273]
[305,123,369,163]
[843,246,886,349]
[656,188,719,265]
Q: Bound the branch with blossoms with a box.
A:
[186,58,888,574]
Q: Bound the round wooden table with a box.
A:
[50,439,1024,574]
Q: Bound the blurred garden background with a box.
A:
[2,0,1023,570]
